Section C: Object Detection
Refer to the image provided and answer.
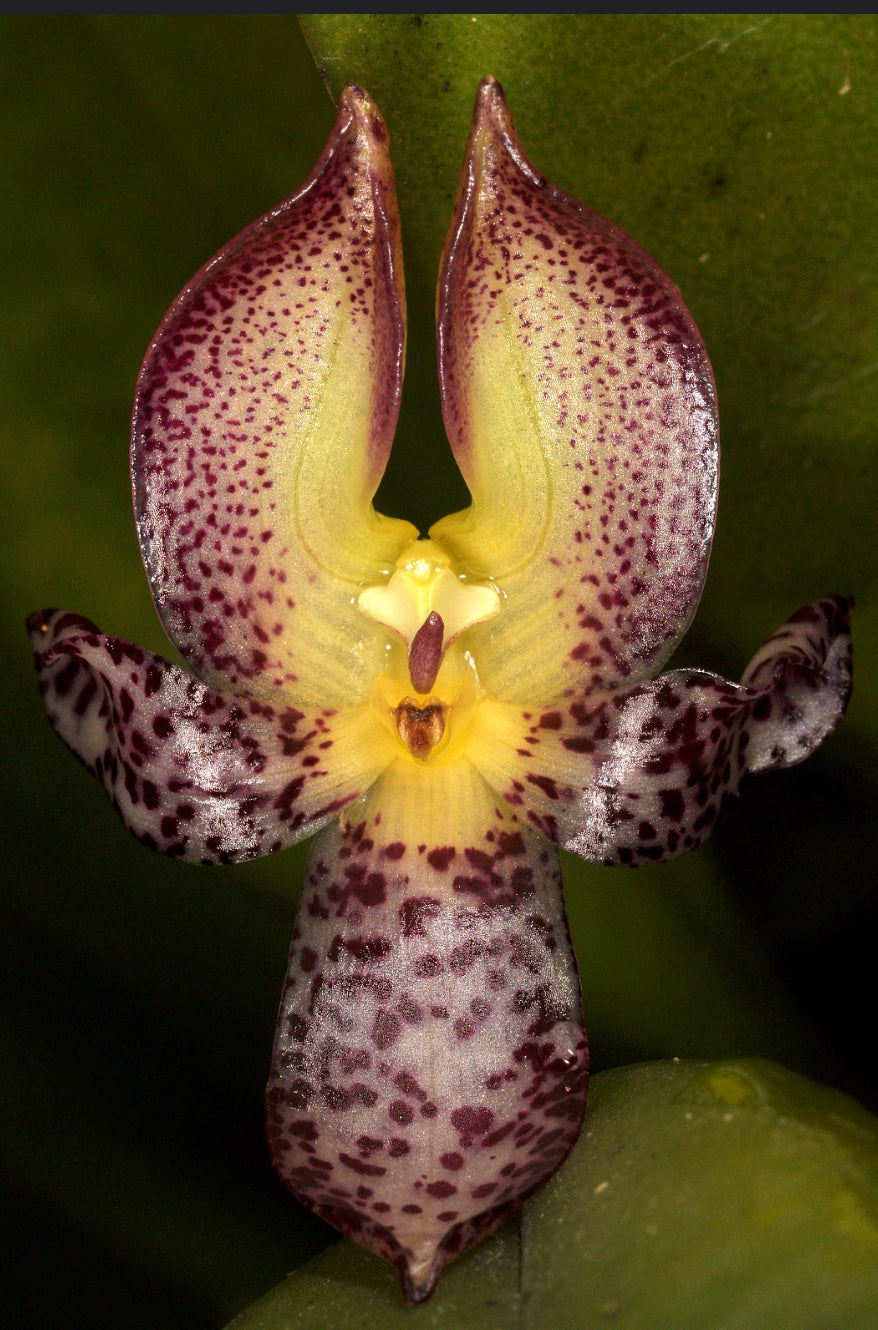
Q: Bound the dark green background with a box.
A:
[2,16,876,1327]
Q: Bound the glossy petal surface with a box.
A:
[29,609,395,864]
[132,86,416,706]
[433,79,718,703]
[469,598,852,865]
[266,759,586,1304]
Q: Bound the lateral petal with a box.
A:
[133,86,416,706]
[28,609,395,864]
[266,758,587,1304]
[468,598,852,865]
[433,78,718,703]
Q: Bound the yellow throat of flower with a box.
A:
[358,539,501,762]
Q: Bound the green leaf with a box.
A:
[226,1223,521,1329]
[226,1059,878,1329]
[524,1059,878,1327]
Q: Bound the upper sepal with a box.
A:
[132,85,416,707]
[28,609,395,864]
[433,77,718,704]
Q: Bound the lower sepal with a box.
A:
[266,767,587,1302]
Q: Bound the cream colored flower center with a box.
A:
[358,539,501,761]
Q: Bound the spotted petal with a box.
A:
[28,610,395,864]
[132,86,416,706]
[467,598,852,864]
[266,758,587,1304]
[433,78,718,704]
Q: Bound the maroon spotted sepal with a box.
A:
[432,76,719,705]
[131,84,416,706]
[266,803,587,1304]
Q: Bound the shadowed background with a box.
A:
[2,15,876,1327]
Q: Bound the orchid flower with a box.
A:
[28,79,851,1305]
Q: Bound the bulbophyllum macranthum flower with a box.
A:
[28,78,851,1304]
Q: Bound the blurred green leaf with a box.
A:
[524,1059,878,1327]
[2,19,334,1330]
[226,1059,878,1328]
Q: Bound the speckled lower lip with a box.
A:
[265,761,588,1305]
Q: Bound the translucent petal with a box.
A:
[433,78,718,703]
[266,757,587,1303]
[467,598,851,865]
[132,86,416,706]
[28,609,395,864]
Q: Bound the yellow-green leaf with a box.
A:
[227,1059,878,1329]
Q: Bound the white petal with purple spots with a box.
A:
[29,610,395,864]
[468,598,852,865]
